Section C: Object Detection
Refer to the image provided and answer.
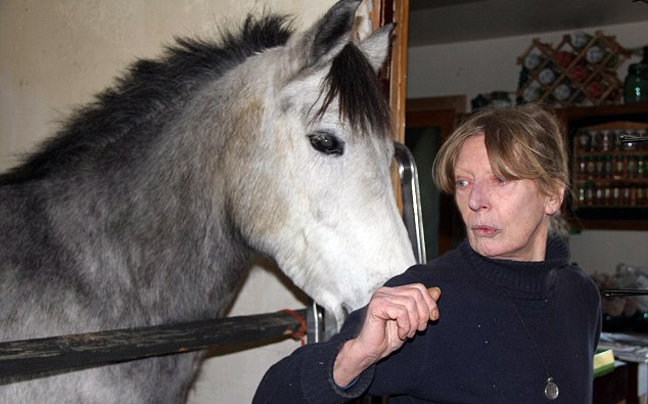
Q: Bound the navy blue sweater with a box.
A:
[254,237,602,403]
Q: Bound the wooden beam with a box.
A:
[369,0,411,214]
[0,309,306,379]
[370,0,410,144]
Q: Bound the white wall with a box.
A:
[569,230,648,274]
[0,1,336,403]
[406,21,648,276]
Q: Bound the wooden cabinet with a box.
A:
[556,103,648,230]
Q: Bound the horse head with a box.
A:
[221,0,416,324]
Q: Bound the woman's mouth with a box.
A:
[471,225,499,237]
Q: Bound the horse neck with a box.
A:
[39,117,252,322]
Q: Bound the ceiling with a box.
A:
[407,0,648,47]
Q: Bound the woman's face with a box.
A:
[454,134,561,261]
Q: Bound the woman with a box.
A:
[254,104,602,403]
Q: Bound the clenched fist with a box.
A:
[333,284,441,387]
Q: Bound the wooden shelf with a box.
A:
[557,103,648,231]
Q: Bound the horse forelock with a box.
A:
[314,43,393,141]
[0,13,295,185]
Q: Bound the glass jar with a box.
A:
[614,155,625,180]
[577,182,587,204]
[627,156,637,179]
[603,155,613,180]
[586,156,596,179]
[589,130,601,152]
[601,130,613,152]
[577,130,591,152]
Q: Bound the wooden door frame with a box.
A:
[369,0,409,144]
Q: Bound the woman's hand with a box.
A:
[333,284,441,387]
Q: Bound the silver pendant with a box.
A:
[544,377,559,400]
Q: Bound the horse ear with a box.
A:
[357,23,394,73]
[287,0,362,71]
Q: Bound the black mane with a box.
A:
[0,14,294,185]
[317,43,393,140]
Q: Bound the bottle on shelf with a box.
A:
[577,130,590,152]
[614,155,625,180]
[603,155,613,180]
[612,186,621,206]
[601,130,613,152]
[586,156,596,179]
[576,182,587,205]
[624,46,648,104]
[589,130,601,152]
[628,156,638,179]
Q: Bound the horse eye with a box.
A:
[308,132,344,156]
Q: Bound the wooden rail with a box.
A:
[0,309,305,379]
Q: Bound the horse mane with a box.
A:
[1,12,393,186]
[317,43,393,140]
[0,14,294,185]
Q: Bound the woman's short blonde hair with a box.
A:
[433,104,569,199]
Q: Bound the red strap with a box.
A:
[280,309,307,346]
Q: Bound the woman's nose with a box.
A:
[468,182,489,211]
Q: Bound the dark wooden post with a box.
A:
[0,309,305,379]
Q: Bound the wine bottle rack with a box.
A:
[517,31,631,108]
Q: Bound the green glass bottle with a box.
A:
[624,47,648,104]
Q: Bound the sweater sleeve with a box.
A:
[253,265,432,403]
[252,308,376,403]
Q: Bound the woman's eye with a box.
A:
[308,132,344,155]
[496,177,506,184]
[456,179,468,188]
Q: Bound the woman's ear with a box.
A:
[545,183,566,216]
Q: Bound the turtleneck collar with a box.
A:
[461,236,570,300]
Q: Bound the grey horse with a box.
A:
[0,0,415,402]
